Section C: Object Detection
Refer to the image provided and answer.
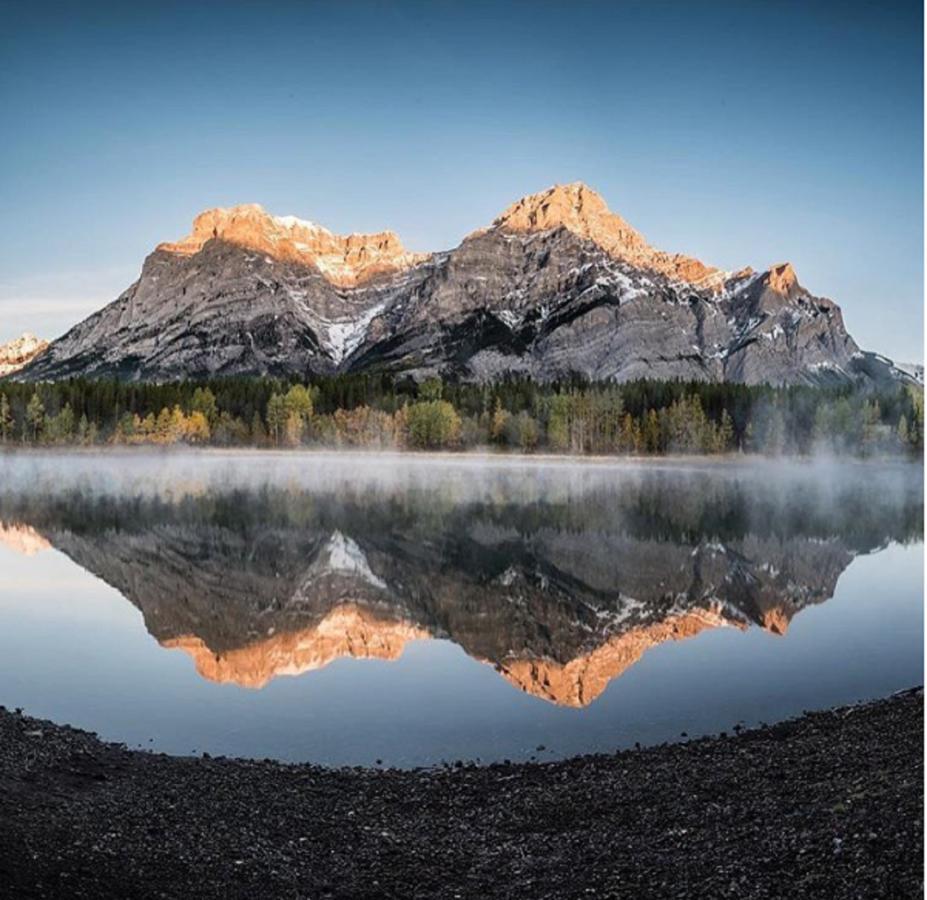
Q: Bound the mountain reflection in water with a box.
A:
[1,457,920,708]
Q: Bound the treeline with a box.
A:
[0,374,922,456]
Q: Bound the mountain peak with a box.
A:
[766,262,799,294]
[492,183,718,286]
[162,604,430,689]
[157,204,426,288]
[494,181,636,242]
[0,332,49,377]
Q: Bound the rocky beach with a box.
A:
[0,690,921,899]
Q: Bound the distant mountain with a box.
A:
[0,332,48,377]
[15,184,918,386]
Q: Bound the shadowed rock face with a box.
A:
[3,466,918,706]
[17,184,911,386]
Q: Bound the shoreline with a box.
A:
[1,690,921,898]
[0,444,919,469]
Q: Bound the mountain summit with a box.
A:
[158,203,427,288]
[489,182,720,286]
[0,332,48,377]
[14,184,910,386]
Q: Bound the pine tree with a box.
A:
[718,409,735,453]
[0,392,11,442]
[191,386,218,424]
[26,392,45,442]
[419,377,443,402]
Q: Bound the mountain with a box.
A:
[0,332,48,377]
[14,183,915,386]
[1,517,856,705]
[4,466,917,706]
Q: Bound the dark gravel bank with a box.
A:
[0,690,922,899]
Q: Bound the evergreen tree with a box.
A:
[418,377,443,402]
[26,392,45,442]
[0,392,11,442]
[718,409,735,453]
[191,386,218,424]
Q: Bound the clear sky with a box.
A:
[1,0,923,361]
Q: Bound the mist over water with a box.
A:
[0,451,922,766]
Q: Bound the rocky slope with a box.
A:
[13,520,857,705]
[6,460,912,706]
[0,332,48,377]
[15,184,913,386]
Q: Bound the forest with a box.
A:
[0,374,922,457]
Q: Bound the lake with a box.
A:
[0,451,921,767]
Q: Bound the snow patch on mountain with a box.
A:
[324,301,388,364]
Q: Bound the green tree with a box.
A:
[717,409,735,453]
[546,394,570,451]
[406,400,461,448]
[77,413,92,445]
[418,377,444,402]
[281,384,313,445]
[284,384,314,419]
[505,411,539,452]
[26,392,45,442]
[190,386,218,424]
[642,409,661,453]
[0,392,11,442]
[250,411,267,445]
[266,393,287,446]
[490,399,511,444]
[46,403,75,443]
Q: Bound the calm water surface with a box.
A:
[0,452,921,767]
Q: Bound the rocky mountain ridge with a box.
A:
[14,183,915,386]
[0,333,48,377]
[4,519,854,705]
[1,459,918,705]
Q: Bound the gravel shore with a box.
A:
[1,690,922,899]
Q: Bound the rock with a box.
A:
[13,185,917,387]
[9,485,864,706]
[0,332,48,377]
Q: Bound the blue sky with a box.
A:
[1,0,923,360]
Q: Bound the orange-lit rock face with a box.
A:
[158,204,429,287]
[766,262,799,296]
[0,523,52,556]
[496,609,746,707]
[160,598,797,704]
[759,607,792,636]
[162,604,430,689]
[490,182,721,287]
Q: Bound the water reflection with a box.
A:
[1,458,920,707]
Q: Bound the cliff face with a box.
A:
[0,333,48,377]
[19,518,854,706]
[4,457,917,705]
[17,184,905,387]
